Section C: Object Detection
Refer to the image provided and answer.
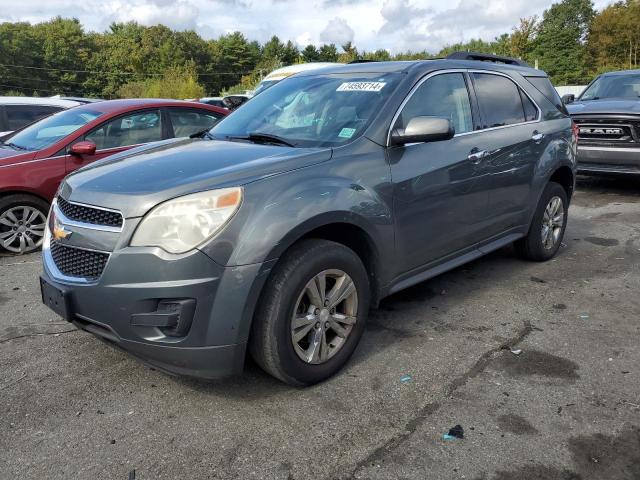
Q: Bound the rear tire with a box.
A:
[249,239,370,386]
[0,194,49,255]
[515,182,568,261]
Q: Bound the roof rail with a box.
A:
[348,59,379,64]
[446,51,531,68]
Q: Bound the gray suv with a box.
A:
[40,53,577,386]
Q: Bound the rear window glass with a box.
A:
[5,105,62,130]
[168,108,223,137]
[472,73,526,128]
[525,76,566,113]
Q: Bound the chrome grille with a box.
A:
[57,197,123,228]
[573,117,639,147]
[50,241,109,279]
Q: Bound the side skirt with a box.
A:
[384,231,524,297]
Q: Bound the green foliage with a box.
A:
[2,90,25,97]
[302,45,320,62]
[1,1,638,99]
[338,42,358,63]
[533,0,595,84]
[117,64,205,99]
[586,0,640,72]
[318,44,339,62]
[207,31,260,94]
[0,22,41,95]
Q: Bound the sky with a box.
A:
[0,0,614,54]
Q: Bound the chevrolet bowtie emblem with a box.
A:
[52,219,72,241]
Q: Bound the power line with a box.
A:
[0,83,88,96]
[1,74,95,88]
[0,63,254,76]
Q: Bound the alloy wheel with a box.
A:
[541,196,564,250]
[0,206,47,254]
[290,269,358,364]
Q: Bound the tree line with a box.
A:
[0,0,639,99]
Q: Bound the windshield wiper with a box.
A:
[227,132,296,147]
[189,128,214,140]
[4,142,27,151]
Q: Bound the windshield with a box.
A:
[4,107,104,151]
[580,74,640,101]
[212,73,401,147]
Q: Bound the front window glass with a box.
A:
[396,73,473,134]
[580,74,640,101]
[85,110,162,150]
[4,107,103,151]
[211,73,402,147]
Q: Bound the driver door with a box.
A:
[388,71,493,273]
[65,109,163,173]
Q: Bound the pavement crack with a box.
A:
[342,321,537,479]
[0,328,77,344]
[0,372,27,390]
[445,321,536,396]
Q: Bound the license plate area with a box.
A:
[40,277,72,322]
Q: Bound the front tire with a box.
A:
[0,194,49,255]
[249,239,370,386]
[515,182,568,261]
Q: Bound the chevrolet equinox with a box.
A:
[41,53,577,386]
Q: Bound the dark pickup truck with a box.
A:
[564,69,640,175]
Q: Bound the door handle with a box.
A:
[467,149,488,164]
[532,131,544,143]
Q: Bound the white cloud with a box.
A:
[378,0,430,35]
[295,31,313,47]
[102,0,200,31]
[319,17,355,45]
[0,0,618,53]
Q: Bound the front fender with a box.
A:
[198,170,394,269]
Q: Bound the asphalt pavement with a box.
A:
[1,176,639,480]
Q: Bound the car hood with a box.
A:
[567,98,640,116]
[0,147,35,164]
[62,137,332,218]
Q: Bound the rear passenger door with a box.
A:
[165,108,223,138]
[389,71,493,272]
[469,71,543,235]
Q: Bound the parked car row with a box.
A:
[38,52,578,386]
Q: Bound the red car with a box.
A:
[0,99,228,254]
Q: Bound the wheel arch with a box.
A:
[0,189,51,206]
[549,165,575,203]
[263,213,387,307]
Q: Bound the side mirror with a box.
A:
[222,95,250,110]
[390,116,455,146]
[70,141,96,156]
[561,94,575,104]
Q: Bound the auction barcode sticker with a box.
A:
[336,82,386,92]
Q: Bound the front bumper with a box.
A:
[577,145,640,175]
[41,241,273,379]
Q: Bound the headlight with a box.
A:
[130,187,242,254]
